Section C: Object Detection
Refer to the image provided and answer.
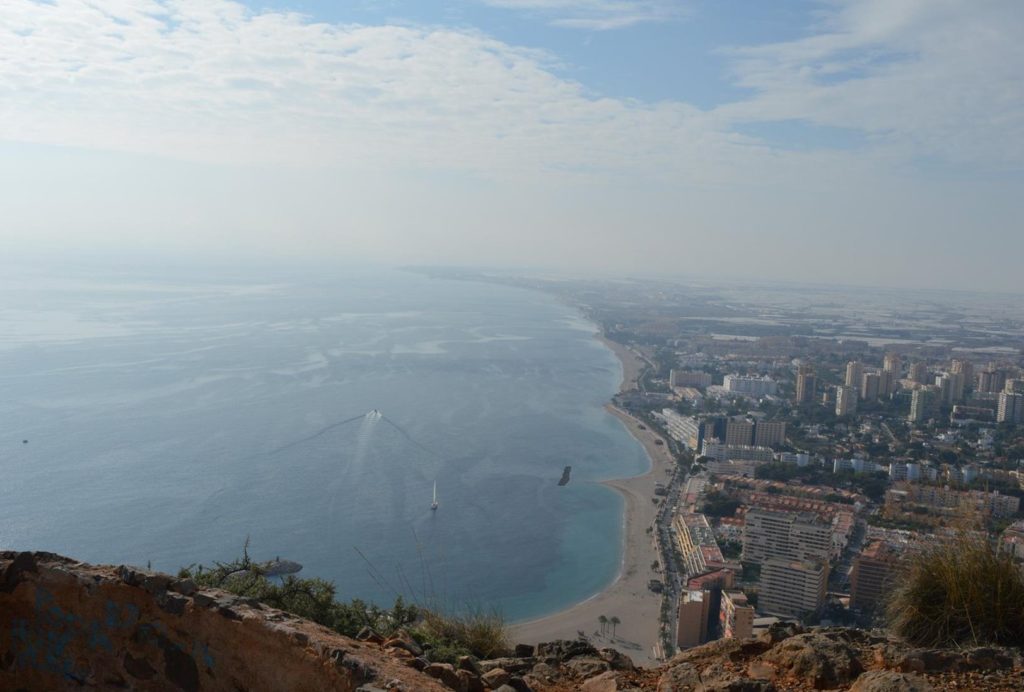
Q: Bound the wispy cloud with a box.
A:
[0,0,727,180]
[478,0,686,30]
[716,0,1024,169]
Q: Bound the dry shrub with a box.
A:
[886,533,1024,647]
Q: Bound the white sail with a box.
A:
[431,481,439,510]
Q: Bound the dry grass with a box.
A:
[886,533,1024,647]
[416,605,510,661]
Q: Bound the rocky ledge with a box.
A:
[3,552,1023,691]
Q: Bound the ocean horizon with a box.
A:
[0,263,648,621]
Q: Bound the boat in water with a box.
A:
[431,481,439,511]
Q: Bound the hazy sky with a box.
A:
[2,1,1022,290]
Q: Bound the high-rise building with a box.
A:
[879,369,897,398]
[676,590,713,649]
[861,372,880,401]
[909,387,934,423]
[725,419,755,447]
[883,353,902,376]
[753,420,787,448]
[1005,379,1024,395]
[845,361,864,388]
[935,372,964,405]
[835,385,858,417]
[719,590,755,640]
[742,509,831,565]
[997,392,1024,424]
[979,366,1007,394]
[758,559,829,618]
[795,365,816,404]
[950,360,974,391]
[850,540,904,616]
[909,362,929,385]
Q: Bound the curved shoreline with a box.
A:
[510,334,673,664]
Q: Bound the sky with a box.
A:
[1,0,1022,290]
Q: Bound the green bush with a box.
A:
[178,542,509,662]
[886,535,1024,647]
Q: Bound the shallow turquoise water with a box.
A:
[0,263,648,620]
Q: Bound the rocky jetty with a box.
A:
[559,466,572,486]
[3,552,1023,691]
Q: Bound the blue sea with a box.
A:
[0,262,648,620]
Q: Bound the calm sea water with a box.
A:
[0,263,647,620]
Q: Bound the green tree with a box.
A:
[609,616,621,637]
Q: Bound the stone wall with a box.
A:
[0,551,446,691]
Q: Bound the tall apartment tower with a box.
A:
[909,387,934,422]
[950,360,974,392]
[836,385,858,417]
[979,366,1007,394]
[861,372,881,401]
[878,369,897,398]
[909,362,929,385]
[742,509,831,565]
[759,559,829,618]
[795,365,817,405]
[743,509,831,618]
[845,361,864,388]
[883,353,902,377]
[998,392,1024,424]
[753,420,787,448]
[724,419,755,446]
[850,540,904,617]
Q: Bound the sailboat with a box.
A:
[431,481,439,511]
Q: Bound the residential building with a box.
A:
[722,375,778,397]
[673,512,727,577]
[677,590,713,649]
[1006,379,1024,394]
[835,385,858,417]
[742,509,831,565]
[979,367,1007,394]
[997,391,1024,424]
[719,590,755,640]
[951,359,974,391]
[701,441,775,463]
[671,369,714,389]
[759,559,829,618]
[850,540,904,616]
[909,362,929,384]
[795,365,816,404]
[753,420,787,448]
[909,387,935,422]
[845,361,864,388]
[861,371,880,401]
[661,409,703,450]
[725,418,755,446]
[833,458,882,474]
[879,369,897,397]
[883,353,902,377]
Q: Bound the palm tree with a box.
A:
[609,616,620,638]
[598,614,608,635]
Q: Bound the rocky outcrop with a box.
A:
[3,552,1023,691]
[475,626,1023,691]
[0,551,446,691]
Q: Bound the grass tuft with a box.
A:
[886,533,1024,648]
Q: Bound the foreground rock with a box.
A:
[0,551,446,691]
[3,552,1023,691]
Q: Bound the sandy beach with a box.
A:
[510,336,675,664]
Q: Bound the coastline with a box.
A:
[510,332,674,664]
